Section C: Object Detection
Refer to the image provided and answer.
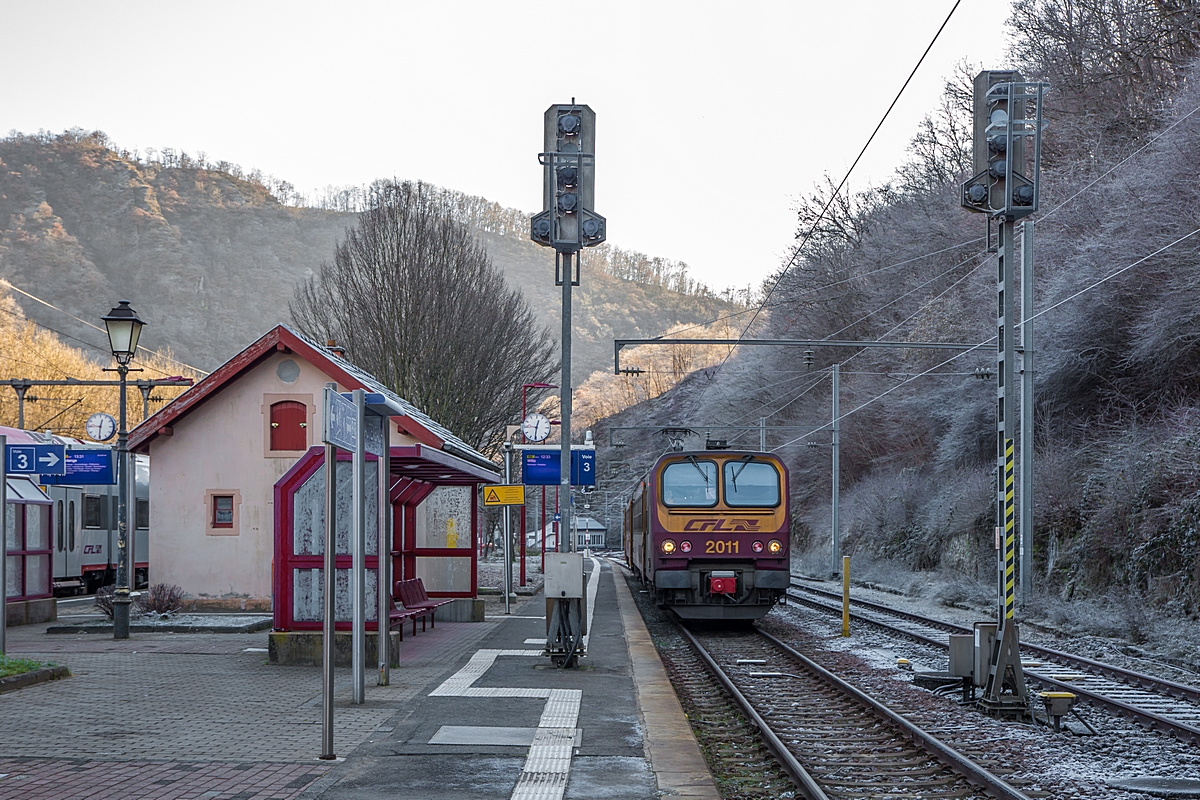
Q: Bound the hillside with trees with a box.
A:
[0,133,740,385]
[593,0,1200,634]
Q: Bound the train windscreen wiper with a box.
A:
[687,455,710,485]
[730,454,756,491]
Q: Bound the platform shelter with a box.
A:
[272,442,496,632]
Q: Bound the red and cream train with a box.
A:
[624,449,790,620]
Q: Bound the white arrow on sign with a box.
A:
[39,452,60,467]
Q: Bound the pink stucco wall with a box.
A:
[147,351,417,603]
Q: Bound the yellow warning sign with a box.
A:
[482,484,526,506]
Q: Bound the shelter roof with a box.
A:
[128,324,496,471]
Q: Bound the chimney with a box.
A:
[326,339,347,358]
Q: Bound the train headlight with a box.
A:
[661,539,677,554]
[751,541,764,553]
[679,540,692,553]
[767,539,783,554]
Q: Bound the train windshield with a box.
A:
[723,460,781,507]
[661,459,718,507]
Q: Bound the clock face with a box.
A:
[86,412,117,442]
[521,413,551,442]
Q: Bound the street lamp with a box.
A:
[102,300,145,640]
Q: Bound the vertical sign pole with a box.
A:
[127,450,136,595]
[320,385,338,760]
[1020,220,1035,596]
[377,414,391,686]
[831,364,841,576]
[997,220,1017,626]
[351,389,366,705]
[560,250,574,554]
[1,434,7,656]
[520,504,527,586]
[759,416,766,452]
[842,556,850,637]
[540,487,546,575]
[502,444,512,615]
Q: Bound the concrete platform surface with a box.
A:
[0,557,718,800]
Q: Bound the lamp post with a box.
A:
[102,300,145,640]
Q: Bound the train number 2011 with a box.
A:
[705,539,739,554]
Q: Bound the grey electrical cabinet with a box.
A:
[545,552,584,599]
[973,623,998,687]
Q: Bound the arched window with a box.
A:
[270,401,308,451]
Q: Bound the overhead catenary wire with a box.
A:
[771,226,1200,451]
[714,0,966,368]
[0,278,210,376]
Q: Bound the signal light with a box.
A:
[1013,185,1035,206]
[559,113,580,135]
[751,541,764,553]
[557,166,578,188]
[661,539,677,554]
[558,192,578,213]
[767,539,783,554]
[679,541,692,553]
[966,184,988,204]
[581,217,604,240]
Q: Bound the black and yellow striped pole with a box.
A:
[1003,439,1016,620]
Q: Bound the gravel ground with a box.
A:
[794,553,1200,689]
[765,602,1200,799]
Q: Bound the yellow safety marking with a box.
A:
[483,484,526,506]
[1004,439,1016,619]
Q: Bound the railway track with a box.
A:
[788,578,1200,743]
[680,624,1035,800]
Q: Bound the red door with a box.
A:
[270,401,307,451]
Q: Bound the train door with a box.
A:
[62,487,84,591]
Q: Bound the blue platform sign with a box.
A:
[39,449,116,485]
[521,449,596,486]
[323,388,358,451]
[6,443,66,476]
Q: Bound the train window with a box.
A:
[212,495,234,528]
[68,501,76,552]
[136,498,149,530]
[661,459,718,507]
[723,460,781,507]
[83,495,105,529]
[57,500,64,552]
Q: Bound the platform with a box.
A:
[308,555,718,799]
[0,556,717,800]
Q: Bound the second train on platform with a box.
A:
[624,449,790,620]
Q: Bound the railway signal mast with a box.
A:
[960,71,1048,716]
[531,102,605,666]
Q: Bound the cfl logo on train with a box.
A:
[682,518,762,533]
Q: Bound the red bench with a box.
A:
[388,596,424,641]
[396,578,453,630]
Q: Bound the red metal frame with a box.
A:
[273,446,484,632]
[6,497,53,602]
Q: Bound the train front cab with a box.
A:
[651,452,790,620]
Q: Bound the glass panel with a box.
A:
[415,487,473,549]
[84,496,104,529]
[136,499,149,529]
[5,555,20,598]
[24,504,47,551]
[415,556,472,593]
[292,567,379,623]
[24,554,49,597]
[214,496,233,525]
[6,502,19,550]
[292,460,378,557]
[723,461,781,507]
[661,460,718,507]
[57,500,64,552]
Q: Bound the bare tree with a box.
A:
[291,180,558,453]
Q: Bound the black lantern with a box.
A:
[102,301,146,365]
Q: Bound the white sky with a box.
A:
[1,1,1013,293]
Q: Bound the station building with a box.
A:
[128,325,499,614]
